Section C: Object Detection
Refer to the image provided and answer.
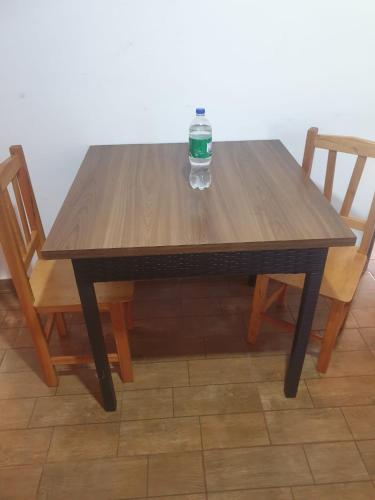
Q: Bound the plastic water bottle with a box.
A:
[189,107,212,189]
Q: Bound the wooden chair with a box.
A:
[247,127,375,372]
[0,145,134,386]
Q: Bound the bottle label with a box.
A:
[189,137,212,159]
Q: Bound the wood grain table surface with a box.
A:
[42,140,355,260]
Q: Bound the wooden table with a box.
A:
[42,141,355,411]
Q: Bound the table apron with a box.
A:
[71,247,328,282]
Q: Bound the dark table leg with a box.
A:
[72,260,117,411]
[284,249,328,397]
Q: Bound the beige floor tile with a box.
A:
[352,308,375,328]
[208,488,293,500]
[48,422,119,462]
[248,354,318,381]
[304,441,369,483]
[368,260,375,276]
[12,327,37,348]
[204,333,251,358]
[352,290,375,309]
[248,330,294,357]
[134,298,182,320]
[357,440,375,479]
[131,333,205,363]
[257,381,313,410]
[360,328,375,349]
[357,273,375,292]
[261,308,296,333]
[290,308,358,330]
[119,416,201,455]
[134,278,182,300]
[39,456,147,500]
[55,366,125,395]
[0,398,35,429]
[174,383,262,416]
[122,388,173,420]
[0,347,39,373]
[133,316,183,337]
[181,297,222,316]
[220,296,251,315]
[226,277,253,297]
[292,482,375,500]
[182,314,246,339]
[201,412,269,449]
[321,350,375,377]
[0,328,20,350]
[0,292,20,311]
[342,406,375,439]
[265,408,352,444]
[1,310,26,328]
[306,376,375,407]
[188,358,252,385]
[124,361,189,390]
[204,445,312,491]
[29,394,121,427]
[0,465,42,500]
[148,451,205,496]
[138,496,205,500]
[180,277,231,299]
[0,371,56,399]
[335,328,368,351]
[344,311,359,328]
[0,428,52,466]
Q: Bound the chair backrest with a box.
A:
[0,145,45,303]
[302,127,375,256]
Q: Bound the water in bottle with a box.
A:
[189,108,212,189]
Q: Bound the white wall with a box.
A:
[0,0,374,277]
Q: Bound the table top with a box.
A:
[42,140,355,260]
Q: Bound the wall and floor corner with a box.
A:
[0,0,374,278]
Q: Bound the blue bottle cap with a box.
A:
[196,107,205,115]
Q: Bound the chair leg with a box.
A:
[247,275,270,344]
[109,303,133,382]
[28,313,58,386]
[55,313,68,337]
[276,284,288,307]
[124,301,134,330]
[316,300,347,373]
[339,302,351,333]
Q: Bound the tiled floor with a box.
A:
[1,261,375,499]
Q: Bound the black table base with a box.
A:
[72,247,328,411]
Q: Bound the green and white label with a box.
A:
[189,137,212,159]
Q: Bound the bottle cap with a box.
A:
[196,107,205,115]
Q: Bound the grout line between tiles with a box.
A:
[301,444,316,485]
[146,454,150,497]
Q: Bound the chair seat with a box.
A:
[30,259,134,312]
[269,246,367,303]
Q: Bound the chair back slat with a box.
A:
[23,231,39,269]
[0,155,22,191]
[339,155,367,217]
[302,127,375,257]
[302,127,318,176]
[3,188,26,256]
[12,176,31,243]
[341,215,366,232]
[315,134,375,157]
[0,191,34,304]
[323,150,337,201]
[9,145,45,254]
[0,146,46,305]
